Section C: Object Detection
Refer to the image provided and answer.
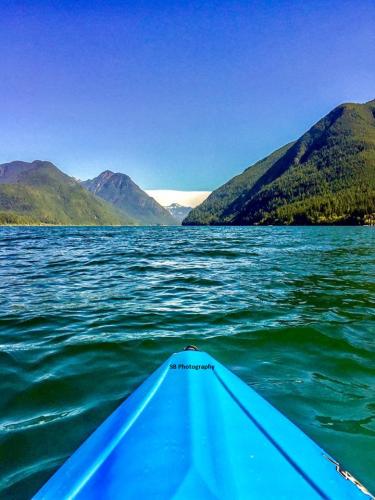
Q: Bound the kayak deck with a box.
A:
[34,350,370,499]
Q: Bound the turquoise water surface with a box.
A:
[0,226,374,498]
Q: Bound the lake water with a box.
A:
[0,226,374,498]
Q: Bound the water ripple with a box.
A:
[0,226,374,498]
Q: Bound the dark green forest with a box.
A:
[184,99,375,226]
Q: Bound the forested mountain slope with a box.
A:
[0,161,132,225]
[184,99,375,225]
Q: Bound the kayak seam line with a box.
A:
[66,364,170,499]
[213,370,330,500]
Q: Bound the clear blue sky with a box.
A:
[0,0,374,190]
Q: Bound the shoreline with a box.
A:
[0,223,373,228]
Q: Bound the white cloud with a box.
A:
[146,190,211,208]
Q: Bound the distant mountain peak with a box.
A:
[101,169,115,176]
[168,203,186,208]
[0,160,42,184]
[82,171,177,225]
[165,203,192,223]
[94,170,116,181]
[31,160,54,166]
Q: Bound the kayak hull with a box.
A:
[34,350,369,499]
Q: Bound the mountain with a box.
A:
[82,171,177,225]
[165,203,192,223]
[0,161,132,225]
[182,143,294,225]
[184,99,375,226]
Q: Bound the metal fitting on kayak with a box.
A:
[183,345,199,351]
